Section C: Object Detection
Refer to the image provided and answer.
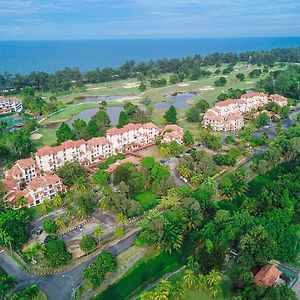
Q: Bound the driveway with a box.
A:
[167,158,187,187]
[0,230,140,300]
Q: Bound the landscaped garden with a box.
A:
[133,190,160,211]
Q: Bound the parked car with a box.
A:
[77,224,84,232]
[36,228,43,235]
[186,149,193,154]
[160,159,167,164]
[182,178,188,183]
[175,155,181,158]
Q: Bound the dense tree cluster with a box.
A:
[2,47,300,94]
[217,88,246,101]
[83,251,117,287]
[185,99,210,123]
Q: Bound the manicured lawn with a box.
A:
[133,190,160,211]
[94,250,184,300]
[167,269,231,300]
[27,205,46,219]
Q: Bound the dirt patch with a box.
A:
[199,85,215,91]
[123,82,140,89]
[86,87,104,91]
[30,133,43,140]
[176,82,190,87]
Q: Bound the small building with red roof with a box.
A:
[254,264,282,287]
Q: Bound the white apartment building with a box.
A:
[0,96,23,113]
[161,124,184,144]
[203,92,283,132]
[5,158,38,183]
[35,140,87,172]
[203,109,244,132]
[269,94,288,107]
[86,137,114,164]
[5,174,66,208]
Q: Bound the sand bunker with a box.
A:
[245,81,254,84]
[86,87,104,91]
[30,133,43,140]
[176,82,190,87]
[199,86,215,91]
[123,82,140,89]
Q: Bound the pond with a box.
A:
[153,92,197,110]
[67,106,123,127]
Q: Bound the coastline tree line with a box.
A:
[1,47,300,94]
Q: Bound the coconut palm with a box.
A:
[171,282,184,300]
[99,196,108,211]
[206,269,221,286]
[65,205,76,220]
[115,213,129,227]
[54,215,65,228]
[160,145,171,156]
[183,269,196,288]
[208,284,220,298]
[41,198,52,212]
[159,194,180,209]
[161,223,183,254]
[140,291,154,300]
[153,280,172,300]
[52,195,62,208]
[177,164,191,179]
[15,196,28,208]
[190,174,203,188]
[196,274,207,291]
[93,225,104,241]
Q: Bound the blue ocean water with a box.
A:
[0,37,300,74]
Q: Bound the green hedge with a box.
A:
[94,251,183,300]
[98,154,126,170]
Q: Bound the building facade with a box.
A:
[203,92,286,132]
[0,96,23,113]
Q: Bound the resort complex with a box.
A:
[2,122,184,208]
[203,92,288,131]
[0,96,23,114]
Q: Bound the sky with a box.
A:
[0,0,299,40]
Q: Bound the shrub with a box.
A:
[80,235,97,252]
[43,219,57,234]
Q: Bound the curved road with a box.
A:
[0,231,140,300]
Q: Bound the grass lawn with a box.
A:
[167,269,231,300]
[27,205,47,219]
[133,190,160,211]
[94,249,184,300]
[32,126,57,147]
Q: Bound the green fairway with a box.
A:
[94,250,183,300]
[133,190,160,211]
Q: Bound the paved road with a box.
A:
[0,231,140,300]
[167,158,186,187]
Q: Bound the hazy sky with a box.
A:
[0,0,299,40]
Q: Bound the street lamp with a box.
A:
[62,274,75,299]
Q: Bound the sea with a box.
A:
[0,37,300,74]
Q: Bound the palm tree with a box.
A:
[140,291,154,300]
[208,284,220,298]
[206,269,221,287]
[183,269,196,288]
[158,194,180,209]
[52,195,62,208]
[65,205,76,220]
[171,282,184,300]
[99,196,108,211]
[15,196,27,208]
[54,215,65,228]
[116,213,129,229]
[177,164,191,179]
[190,174,203,188]
[93,225,104,241]
[161,223,183,254]
[41,198,52,212]
[153,280,172,300]
[160,145,171,156]
[196,274,207,291]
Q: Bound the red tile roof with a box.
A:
[215,98,243,107]
[16,158,35,169]
[87,137,109,146]
[27,174,62,190]
[107,123,158,136]
[36,140,85,156]
[269,94,288,102]
[241,92,266,99]
[254,265,282,287]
